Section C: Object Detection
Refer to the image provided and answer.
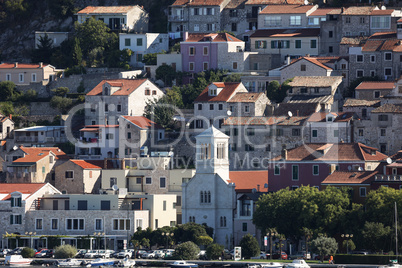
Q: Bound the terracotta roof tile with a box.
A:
[86,79,148,96]
[309,8,338,16]
[369,31,397,39]
[0,183,46,200]
[195,82,242,102]
[260,4,314,14]
[288,76,343,87]
[77,6,140,14]
[398,18,402,23]
[227,92,265,103]
[343,98,381,107]
[286,57,332,71]
[172,0,227,5]
[273,143,388,161]
[334,112,355,122]
[343,6,375,15]
[245,0,304,4]
[370,9,394,15]
[340,36,367,45]
[0,63,49,69]
[251,28,320,38]
[122,116,162,129]
[71,160,102,169]
[14,147,69,163]
[171,0,188,5]
[228,171,268,192]
[185,33,242,42]
[307,112,336,122]
[371,103,402,114]
[273,102,320,116]
[223,116,308,126]
[355,81,395,90]
[322,171,377,184]
[225,0,247,9]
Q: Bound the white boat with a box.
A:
[115,258,135,268]
[57,258,82,267]
[4,255,32,266]
[284,259,310,268]
[169,261,198,268]
[248,263,283,268]
[85,258,115,267]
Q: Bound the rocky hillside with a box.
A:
[0,0,173,63]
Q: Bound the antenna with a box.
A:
[227,110,232,116]
[288,111,293,118]
[387,157,392,164]
[252,188,257,194]
[112,185,119,191]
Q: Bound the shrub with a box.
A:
[21,247,35,258]
[206,243,224,260]
[172,241,200,260]
[54,244,77,258]
[239,233,260,259]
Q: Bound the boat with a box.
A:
[284,259,310,268]
[248,263,283,268]
[4,255,32,266]
[115,258,136,268]
[85,258,115,267]
[57,258,82,267]
[169,261,198,268]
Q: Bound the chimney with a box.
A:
[39,62,43,68]
[183,31,189,41]
[121,159,126,170]
[281,149,287,160]
[286,56,291,65]
[14,62,18,68]
[9,114,12,120]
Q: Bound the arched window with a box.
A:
[189,216,192,222]
[220,216,223,227]
[192,216,195,222]
[204,191,208,203]
[208,191,211,203]
[224,216,226,227]
[200,191,204,203]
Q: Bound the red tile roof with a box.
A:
[370,9,394,15]
[273,143,387,162]
[260,4,315,14]
[225,0,247,9]
[228,171,268,192]
[355,81,395,90]
[343,6,375,15]
[286,57,332,70]
[322,171,377,184]
[86,79,148,96]
[244,0,304,3]
[223,116,307,126]
[340,36,367,45]
[77,6,139,14]
[122,116,163,129]
[309,8,338,16]
[172,0,226,5]
[398,18,402,23]
[368,31,397,39]
[307,112,337,122]
[371,103,402,114]
[14,147,69,163]
[343,99,381,107]
[288,76,342,87]
[0,183,46,200]
[251,28,320,38]
[227,92,265,103]
[71,160,102,169]
[0,63,49,69]
[185,33,242,42]
[195,82,242,102]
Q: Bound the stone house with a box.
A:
[119,33,169,68]
[4,146,69,184]
[222,115,308,170]
[354,81,395,100]
[257,4,318,30]
[268,142,387,192]
[84,79,164,126]
[0,114,13,140]
[354,103,402,156]
[227,92,270,117]
[76,6,149,32]
[193,82,248,130]
[0,62,59,86]
[250,28,320,62]
[54,160,103,194]
[118,115,164,159]
[342,98,381,120]
[14,126,66,147]
[0,183,61,249]
[305,111,355,144]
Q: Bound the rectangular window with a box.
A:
[378,114,388,121]
[356,70,364,78]
[255,41,267,49]
[51,219,58,230]
[371,16,390,29]
[381,128,386,136]
[203,62,209,71]
[385,53,392,61]
[218,104,223,110]
[385,68,392,76]
[242,222,247,232]
[370,55,376,63]
[95,219,103,231]
[334,129,339,137]
[245,144,254,151]
[6,73,11,81]
[163,200,167,211]
[194,24,199,32]
[65,171,73,179]
[203,46,208,56]
[53,200,58,210]
[189,62,194,71]
[66,219,84,230]
[32,73,37,82]
[295,40,301,49]
[112,219,130,230]
[189,47,195,56]
[312,130,318,137]
[101,200,110,210]
[77,200,87,210]
[160,177,166,188]
[19,73,24,83]
[301,64,306,71]
[36,218,43,230]
[346,17,351,23]
[290,16,301,26]
[125,38,131,46]
[232,62,238,70]
[292,129,300,136]
[106,133,113,140]
[360,187,366,197]
[313,165,319,175]
[136,38,143,46]
[374,91,380,99]
[292,165,299,181]
[308,17,319,25]
[231,22,237,32]
[146,177,152,184]
[329,31,333,38]
[246,128,255,136]
[264,16,281,27]
[310,40,317,49]
[356,55,363,62]
[360,17,365,23]
[209,104,214,110]
[274,165,280,175]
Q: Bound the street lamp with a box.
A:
[25,232,36,249]
[268,231,277,260]
[93,232,106,250]
[341,234,353,254]
[162,232,174,249]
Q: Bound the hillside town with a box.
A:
[2,0,402,262]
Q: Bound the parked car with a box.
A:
[35,249,50,258]
[289,251,311,260]
[95,250,114,258]
[222,249,232,260]
[141,250,156,259]
[9,248,24,255]
[164,249,175,258]
[117,249,134,259]
[251,251,268,259]
[0,249,12,257]
[272,251,288,260]
[76,249,87,258]
[154,250,165,259]
[136,250,147,259]
[84,250,99,258]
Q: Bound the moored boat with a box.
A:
[85,258,115,267]
[4,255,32,266]
[248,263,283,268]
[115,258,135,268]
[284,259,310,268]
[169,261,198,268]
[57,258,82,267]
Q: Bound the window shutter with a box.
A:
[255,41,259,49]
[11,198,14,207]
[212,24,215,31]
[271,41,275,48]
[18,198,21,207]
[212,8,215,15]
[263,41,267,48]
[10,215,13,224]
[204,8,207,15]
[191,8,194,15]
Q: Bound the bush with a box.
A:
[54,244,77,259]
[239,233,260,259]
[206,243,224,260]
[21,247,35,258]
[172,241,200,260]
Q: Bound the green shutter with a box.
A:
[11,198,14,207]
[263,41,267,48]
[271,41,275,48]
[18,198,21,207]
[255,41,259,49]
[10,215,13,224]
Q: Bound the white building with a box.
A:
[182,127,236,248]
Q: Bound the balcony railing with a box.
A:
[375,174,402,181]
[168,15,186,22]
[247,13,258,19]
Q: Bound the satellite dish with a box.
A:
[252,188,257,194]
[264,183,268,188]
[288,111,293,117]
[13,146,18,151]
[348,166,352,171]
[386,157,392,164]
[112,185,119,191]
[227,110,232,116]
[358,167,363,171]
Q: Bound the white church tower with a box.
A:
[182,126,236,248]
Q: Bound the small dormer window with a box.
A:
[209,89,217,96]
[11,195,22,207]
[327,117,333,122]
[104,87,109,95]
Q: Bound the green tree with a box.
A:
[176,223,211,244]
[32,33,53,63]
[172,241,200,260]
[362,222,392,252]
[342,239,356,254]
[141,238,150,249]
[143,53,158,65]
[266,81,281,102]
[0,81,17,101]
[72,38,83,66]
[310,235,338,262]
[196,235,213,247]
[52,87,69,97]
[206,243,224,260]
[50,96,73,114]
[156,65,176,87]
[21,247,35,258]
[54,244,77,258]
[239,233,260,259]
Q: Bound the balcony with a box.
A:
[375,174,402,181]
[6,171,33,182]
[168,15,187,22]
[246,13,258,19]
